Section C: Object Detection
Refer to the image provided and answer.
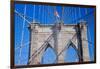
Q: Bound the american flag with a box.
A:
[54,10,60,18]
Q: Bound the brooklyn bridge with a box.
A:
[14,3,95,65]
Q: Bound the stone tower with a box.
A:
[28,20,90,65]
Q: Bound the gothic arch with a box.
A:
[41,43,56,64]
[64,41,80,62]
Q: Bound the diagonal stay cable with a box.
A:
[15,10,33,19]
[82,39,94,45]
[54,33,93,62]
[15,41,30,50]
[54,33,77,62]
[18,5,27,64]
[85,8,93,46]
[29,33,54,61]
[65,10,94,24]
[14,10,31,25]
[28,34,53,64]
[71,43,81,61]
[58,33,77,55]
[45,6,56,22]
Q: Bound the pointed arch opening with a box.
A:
[64,42,79,63]
[41,43,56,64]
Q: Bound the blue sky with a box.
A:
[14,3,95,65]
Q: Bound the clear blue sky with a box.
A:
[14,3,95,65]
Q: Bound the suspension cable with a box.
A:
[65,7,69,23]
[69,7,72,23]
[72,7,74,23]
[38,5,41,22]
[15,41,30,50]
[29,33,54,62]
[18,4,27,64]
[41,5,44,23]
[15,10,33,19]
[74,7,77,24]
[70,10,94,25]
[85,8,92,45]
[33,4,35,22]
[79,7,81,19]
[68,7,71,23]
[54,33,77,62]
[61,6,64,22]
[43,6,46,25]
[14,10,30,25]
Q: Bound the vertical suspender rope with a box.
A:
[64,7,66,23]
[85,8,92,60]
[74,7,77,24]
[85,8,88,14]
[44,5,45,25]
[43,5,44,24]
[47,6,50,23]
[45,6,47,24]
[46,5,47,24]
[70,7,72,23]
[18,4,27,64]
[71,7,73,23]
[85,8,92,45]
[65,7,69,23]
[53,6,55,23]
[61,6,64,23]
[43,5,45,25]
[67,7,70,23]
[42,6,44,25]
[47,5,49,24]
[66,7,68,23]
[33,4,35,22]
[41,5,43,24]
[54,6,57,23]
[69,7,71,23]
[63,7,66,23]
[72,7,74,23]
[45,5,47,25]
[64,7,67,23]
[38,5,41,22]
[79,7,81,20]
